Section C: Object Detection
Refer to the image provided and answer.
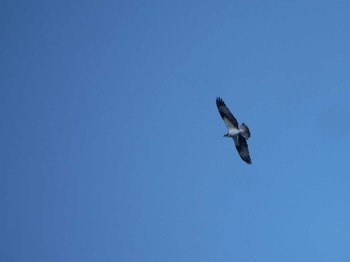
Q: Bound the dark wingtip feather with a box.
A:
[242,157,252,164]
[216,97,226,110]
[239,152,252,164]
[216,97,224,105]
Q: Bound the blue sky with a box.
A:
[1,0,350,261]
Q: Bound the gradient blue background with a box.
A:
[1,1,350,261]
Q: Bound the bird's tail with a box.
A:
[240,123,251,140]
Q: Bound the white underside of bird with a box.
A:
[227,127,244,136]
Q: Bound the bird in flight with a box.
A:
[216,97,252,164]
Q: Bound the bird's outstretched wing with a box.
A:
[216,97,239,129]
[233,135,252,164]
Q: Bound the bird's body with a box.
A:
[227,127,243,136]
[216,97,252,164]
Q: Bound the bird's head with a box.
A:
[223,133,230,138]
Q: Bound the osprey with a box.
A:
[216,97,252,164]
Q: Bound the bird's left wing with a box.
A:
[216,97,239,129]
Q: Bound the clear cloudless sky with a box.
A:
[1,0,350,261]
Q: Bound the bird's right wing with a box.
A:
[233,135,252,164]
